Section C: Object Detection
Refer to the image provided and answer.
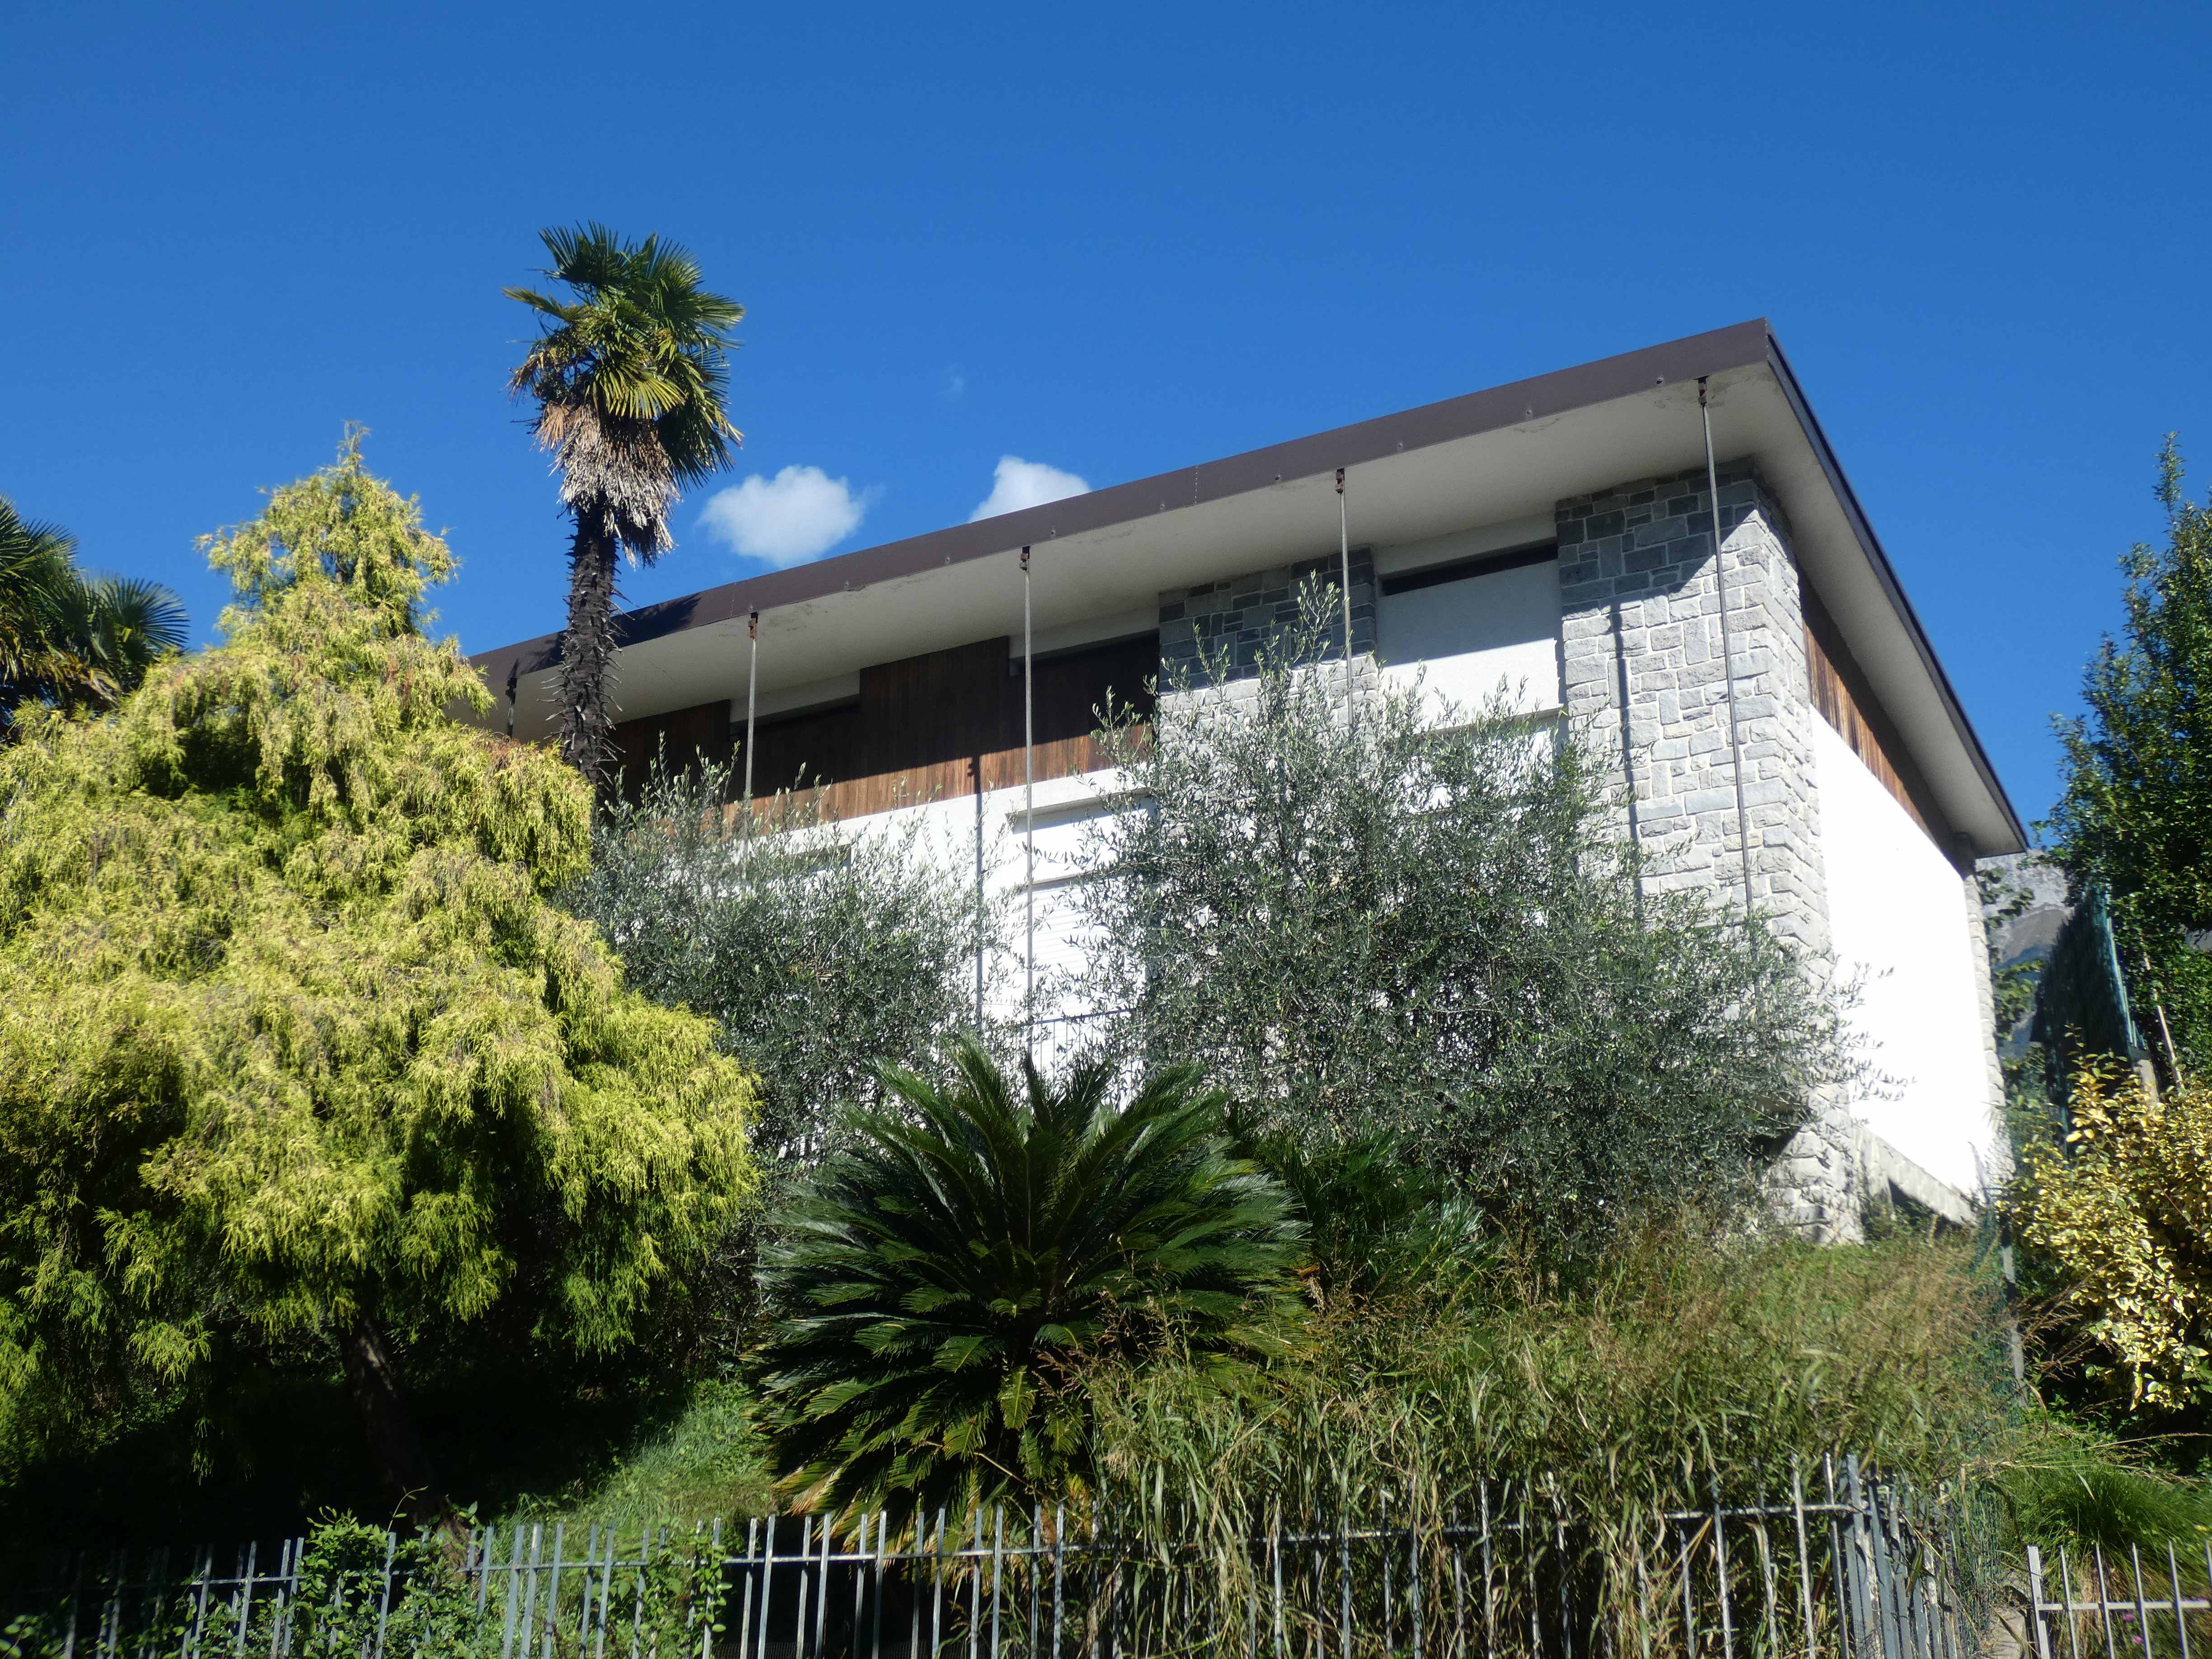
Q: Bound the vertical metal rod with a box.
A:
[1519,1486,1539,1659]
[974,751,986,1028]
[2029,1547,2054,1659]
[229,1544,253,1659]
[1451,1510,1466,1659]
[1272,1512,1287,1659]
[1409,1507,1423,1659]
[733,1521,755,1659]
[793,1520,813,1659]
[2060,1548,2083,1659]
[523,1524,544,1659]
[1790,1462,1817,1659]
[1380,1493,1397,1653]
[704,1518,724,1659]
[2169,1542,2190,1659]
[2130,1546,2154,1659]
[2094,1544,2118,1659]
[1678,1519,1697,1659]
[757,1517,777,1659]
[1029,1506,1042,1659]
[1551,1487,1569,1659]
[1711,1476,1735,1659]
[1698,377,1756,916]
[1754,1518,1779,1659]
[847,1514,870,1659]
[872,1513,888,1659]
[1336,468,1356,730]
[373,1529,396,1659]
[1022,547,1036,1053]
[63,1551,84,1659]
[1479,1483,1495,1659]
[1339,1514,1352,1659]
[579,1526,601,1659]
[745,609,759,803]
[990,1509,1006,1659]
[180,1547,211,1659]
[477,1528,497,1615]
[1053,1504,1066,1659]
[968,1510,984,1659]
[928,1510,946,1659]
[595,1528,617,1659]
[817,1516,835,1659]
[502,1528,526,1659]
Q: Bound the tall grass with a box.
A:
[1078,1224,2014,1532]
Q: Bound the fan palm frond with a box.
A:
[0,494,187,731]
[747,1038,1301,1526]
[506,223,745,787]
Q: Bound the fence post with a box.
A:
[372,1528,395,1659]
[1841,1458,1877,1659]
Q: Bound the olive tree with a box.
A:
[1078,583,1845,1248]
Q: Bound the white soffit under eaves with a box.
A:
[501,361,2015,854]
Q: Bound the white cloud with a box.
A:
[969,455,1090,522]
[698,466,869,567]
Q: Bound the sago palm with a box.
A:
[506,224,743,788]
[0,496,186,736]
[749,1038,1300,1524]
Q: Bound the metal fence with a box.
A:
[2024,1537,2212,1659]
[0,1459,1977,1659]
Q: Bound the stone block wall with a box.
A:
[1159,548,1376,688]
[1556,463,1860,1238]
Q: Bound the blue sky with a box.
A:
[6,1,2207,830]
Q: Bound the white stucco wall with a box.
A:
[1376,558,1562,718]
[1811,718,2002,1196]
[825,766,1127,1061]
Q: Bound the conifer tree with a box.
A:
[0,434,756,1517]
[2050,438,2212,1076]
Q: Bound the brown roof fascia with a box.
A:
[470,319,1775,676]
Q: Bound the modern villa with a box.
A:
[471,321,2026,1240]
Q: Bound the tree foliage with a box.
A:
[565,756,983,1174]
[0,494,187,736]
[2013,1065,2212,1410]
[1080,584,1845,1248]
[746,1039,1299,1523]
[506,224,744,787]
[2048,438,2212,1076]
[0,434,756,1501]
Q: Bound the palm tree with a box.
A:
[0,496,187,736]
[747,1038,1301,1523]
[506,224,744,787]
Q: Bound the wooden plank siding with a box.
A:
[1800,586,1954,857]
[611,629,1158,822]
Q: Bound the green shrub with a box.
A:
[745,1039,1300,1523]
[1081,582,1849,1250]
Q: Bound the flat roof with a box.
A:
[467,321,2026,855]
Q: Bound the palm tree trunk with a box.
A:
[558,513,621,790]
[339,1311,454,1532]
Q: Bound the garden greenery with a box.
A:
[745,1040,1300,1523]
[0,435,755,1510]
[2048,438,2212,1078]
[1081,583,1848,1246]
[2014,1064,2212,1410]
[565,756,984,1176]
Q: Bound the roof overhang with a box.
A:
[468,320,2025,856]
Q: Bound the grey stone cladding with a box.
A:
[1159,548,1376,685]
[1555,463,1860,1240]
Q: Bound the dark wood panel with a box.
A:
[1801,586,1954,859]
[614,630,1158,813]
